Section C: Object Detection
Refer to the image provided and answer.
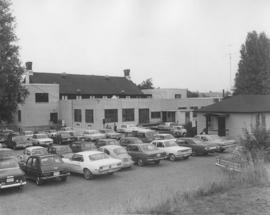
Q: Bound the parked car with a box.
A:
[69,130,85,141]
[48,145,73,158]
[195,135,236,152]
[216,146,251,172]
[96,138,120,148]
[171,125,187,137]
[69,141,97,153]
[19,146,48,165]
[99,145,134,168]
[131,129,157,143]
[119,137,143,147]
[62,151,122,179]
[0,158,26,190]
[31,133,53,147]
[0,148,17,160]
[99,129,123,140]
[117,124,138,133]
[151,139,192,161]
[82,130,106,141]
[44,130,57,138]
[20,154,70,185]
[54,131,76,145]
[177,138,220,155]
[126,143,167,166]
[22,130,34,137]
[6,134,32,149]
[154,133,176,141]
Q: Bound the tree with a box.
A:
[187,90,199,98]
[234,31,270,95]
[0,0,28,122]
[137,78,154,90]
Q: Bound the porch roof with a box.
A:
[197,95,270,113]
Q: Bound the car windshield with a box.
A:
[164,140,178,147]
[89,153,109,161]
[0,159,18,169]
[113,147,127,155]
[106,140,119,145]
[191,139,204,144]
[32,148,48,156]
[35,134,48,139]
[40,156,62,165]
[56,146,72,154]
[140,144,157,152]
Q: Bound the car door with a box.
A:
[25,157,33,178]
[156,141,166,154]
[69,154,84,173]
[126,145,137,161]
[31,157,41,180]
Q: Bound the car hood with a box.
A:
[199,142,220,148]
[0,167,24,178]
[90,158,121,167]
[62,152,74,159]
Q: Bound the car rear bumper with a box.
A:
[146,156,167,162]
[0,181,26,189]
[175,152,192,159]
[40,172,70,180]
[95,167,121,175]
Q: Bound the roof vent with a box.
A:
[62,72,67,78]
[105,75,110,80]
[124,69,131,80]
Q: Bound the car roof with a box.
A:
[0,148,13,152]
[100,145,123,150]
[99,138,116,141]
[76,151,103,156]
[122,137,139,140]
[152,139,174,142]
[129,143,150,147]
[26,146,45,150]
[33,154,58,159]
[156,133,172,136]
[52,145,70,148]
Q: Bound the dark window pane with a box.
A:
[122,109,134,122]
[105,109,118,122]
[35,93,49,103]
[85,109,94,123]
[151,112,161,119]
[74,109,82,122]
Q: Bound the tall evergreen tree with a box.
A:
[0,0,28,122]
[137,78,154,90]
[234,31,270,95]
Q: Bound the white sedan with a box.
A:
[151,139,192,161]
[62,151,122,179]
[31,133,53,147]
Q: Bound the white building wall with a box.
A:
[16,84,60,131]
[142,89,188,99]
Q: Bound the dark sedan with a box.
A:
[119,137,143,147]
[20,154,70,185]
[126,143,167,166]
[69,141,97,153]
[177,138,220,155]
[48,145,73,158]
[0,158,26,190]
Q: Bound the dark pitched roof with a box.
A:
[29,72,143,95]
[197,95,270,113]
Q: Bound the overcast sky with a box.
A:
[12,0,270,92]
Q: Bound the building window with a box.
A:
[67,95,76,100]
[151,112,161,119]
[18,110,21,122]
[178,107,187,110]
[206,115,212,128]
[85,109,94,123]
[35,93,49,103]
[105,109,118,122]
[50,112,58,124]
[122,109,134,122]
[74,109,82,122]
[175,94,182,99]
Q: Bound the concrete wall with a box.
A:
[15,84,60,131]
[142,89,188,99]
[59,98,216,129]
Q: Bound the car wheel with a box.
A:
[60,176,67,182]
[169,154,176,161]
[154,160,160,165]
[35,177,43,185]
[137,159,144,167]
[83,169,94,180]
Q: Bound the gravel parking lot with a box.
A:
[0,152,225,215]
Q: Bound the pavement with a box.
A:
[0,153,224,215]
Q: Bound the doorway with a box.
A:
[218,117,226,136]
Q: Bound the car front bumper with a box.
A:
[146,156,167,162]
[94,167,121,175]
[175,152,192,159]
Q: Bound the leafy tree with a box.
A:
[0,0,28,122]
[234,31,270,95]
[137,78,154,90]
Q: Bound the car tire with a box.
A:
[83,169,94,180]
[35,177,43,185]
[60,176,67,182]
[169,154,176,161]
[154,160,160,165]
[137,159,144,167]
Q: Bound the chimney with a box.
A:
[124,69,131,80]
[25,61,33,84]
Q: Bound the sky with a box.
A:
[11,0,270,92]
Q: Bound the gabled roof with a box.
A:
[197,95,270,113]
[29,72,143,95]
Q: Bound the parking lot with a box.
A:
[0,153,224,215]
